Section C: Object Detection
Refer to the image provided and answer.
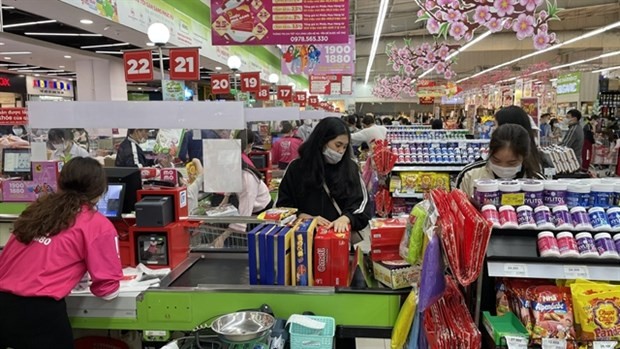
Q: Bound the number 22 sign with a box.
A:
[123,50,153,82]
[169,48,200,81]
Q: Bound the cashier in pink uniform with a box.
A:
[0,157,123,349]
[271,121,303,170]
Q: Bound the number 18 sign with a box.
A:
[123,50,153,82]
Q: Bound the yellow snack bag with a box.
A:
[399,172,418,192]
[391,289,417,349]
[571,280,620,340]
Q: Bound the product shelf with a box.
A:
[391,190,425,199]
[486,228,620,281]
[392,165,466,172]
[389,139,489,144]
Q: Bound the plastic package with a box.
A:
[588,207,611,231]
[521,180,544,208]
[552,205,573,230]
[516,205,536,229]
[556,232,579,258]
[481,204,500,228]
[575,232,599,258]
[537,231,560,257]
[418,235,445,312]
[400,201,429,265]
[499,205,519,229]
[590,183,615,208]
[543,181,567,207]
[566,183,590,208]
[533,206,555,230]
[391,289,417,349]
[570,206,592,230]
[594,233,619,258]
[474,180,499,206]
[608,207,620,232]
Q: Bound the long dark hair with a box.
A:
[297,117,358,197]
[235,129,263,179]
[489,124,538,177]
[13,157,107,244]
[495,106,542,171]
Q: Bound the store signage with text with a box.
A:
[211,0,349,45]
[308,95,319,107]
[281,35,355,75]
[169,48,200,81]
[294,91,307,106]
[309,75,352,95]
[123,50,154,82]
[256,85,271,101]
[240,72,261,93]
[277,86,293,101]
[27,77,74,97]
[556,72,581,95]
[0,108,28,125]
[416,81,458,98]
[419,96,435,105]
[211,74,231,94]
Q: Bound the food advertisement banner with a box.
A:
[280,35,355,75]
[210,0,349,45]
[520,97,539,127]
[416,81,459,98]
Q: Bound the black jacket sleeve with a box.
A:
[115,140,137,167]
[338,172,372,231]
[275,160,299,209]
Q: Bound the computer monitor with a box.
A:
[96,184,125,219]
[104,167,142,213]
[2,148,31,176]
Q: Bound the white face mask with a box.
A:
[304,119,312,126]
[323,146,344,164]
[13,128,23,136]
[52,142,66,151]
[488,162,522,179]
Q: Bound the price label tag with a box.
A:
[564,265,589,279]
[542,338,567,349]
[505,336,528,349]
[211,74,231,94]
[594,341,618,349]
[504,263,527,277]
[501,193,525,206]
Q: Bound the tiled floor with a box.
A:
[356,338,392,349]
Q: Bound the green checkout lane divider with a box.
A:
[70,291,401,330]
[0,202,28,215]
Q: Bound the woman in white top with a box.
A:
[350,115,388,147]
[48,128,90,161]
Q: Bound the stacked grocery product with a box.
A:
[539,146,581,174]
[391,140,488,165]
[386,127,469,141]
[396,171,451,194]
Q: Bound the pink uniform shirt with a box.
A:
[271,136,303,165]
[0,207,122,301]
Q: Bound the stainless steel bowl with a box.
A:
[211,311,275,342]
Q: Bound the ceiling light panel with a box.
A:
[2,19,57,29]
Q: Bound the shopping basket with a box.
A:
[289,316,335,349]
[188,216,265,251]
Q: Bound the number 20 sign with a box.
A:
[169,48,200,81]
[123,50,153,82]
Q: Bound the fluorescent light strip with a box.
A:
[593,65,620,73]
[1,6,15,9]
[3,19,57,29]
[81,42,130,49]
[0,51,31,55]
[25,32,103,37]
[457,20,620,83]
[364,0,390,85]
[95,50,124,54]
[9,66,40,71]
[518,50,620,77]
[55,72,76,76]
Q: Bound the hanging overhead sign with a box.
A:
[281,35,355,75]
[240,72,261,93]
[211,74,231,94]
[169,48,200,81]
[123,50,153,82]
[277,86,293,101]
[256,85,271,101]
[210,0,349,45]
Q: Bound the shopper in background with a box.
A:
[179,129,220,163]
[431,115,443,129]
[560,109,585,165]
[458,124,544,198]
[271,121,303,169]
[539,113,552,146]
[346,114,359,133]
[0,157,122,348]
[550,117,563,142]
[582,114,599,170]
[297,119,314,142]
[351,114,388,148]
[48,128,90,161]
[382,117,393,126]
[495,106,544,170]
[276,117,371,235]
[115,128,153,167]
[11,125,28,140]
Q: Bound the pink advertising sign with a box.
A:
[211,0,349,45]
[280,35,354,75]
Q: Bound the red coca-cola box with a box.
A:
[370,218,408,247]
[313,226,350,287]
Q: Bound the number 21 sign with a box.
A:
[123,50,153,82]
[169,48,200,81]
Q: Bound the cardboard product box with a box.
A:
[313,226,350,287]
[275,226,292,286]
[291,218,317,286]
[370,218,408,247]
[160,168,178,184]
[370,245,401,262]
[258,225,280,285]
[248,223,267,285]
[372,260,421,289]
[2,180,37,202]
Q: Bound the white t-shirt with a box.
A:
[52,143,90,161]
[350,125,388,146]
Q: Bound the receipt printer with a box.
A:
[135,196,174,227]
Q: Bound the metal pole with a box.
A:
[158,46,165,85]
[233,70,239,101]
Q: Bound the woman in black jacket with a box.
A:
[276,117,371,234]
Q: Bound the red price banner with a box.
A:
[277,86,293,101]
[308,96,319,107]
[169,48,200,81]
[256,85,270,101]
[211,74,231,94]
[294,91,307,106]
[123,50,153,82]
[0,108,28,125]
[240,72,261,93]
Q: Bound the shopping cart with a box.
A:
[592,136,618,177]
[188,216,268,251]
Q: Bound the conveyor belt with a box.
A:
[169,253,249,287]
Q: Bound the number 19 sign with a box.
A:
[169,48,200,81]
[123,50,153,82]
[240,72,260,93]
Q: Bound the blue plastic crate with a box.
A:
[289,316,335,349]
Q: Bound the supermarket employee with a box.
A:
[115,128,153,167]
